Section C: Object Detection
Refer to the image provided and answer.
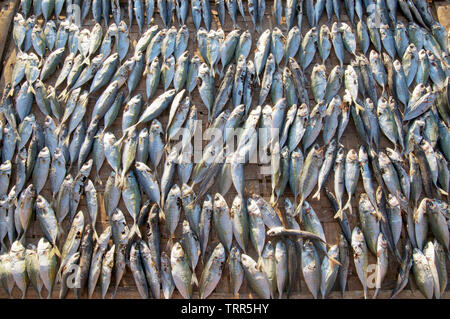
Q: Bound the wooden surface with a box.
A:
[0,0,448,299]
[0,0,19,77]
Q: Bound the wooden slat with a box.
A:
[0,0,19,77]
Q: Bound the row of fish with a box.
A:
[18,0,443,33]
[0,0,448,299]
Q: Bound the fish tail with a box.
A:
[27,82,36,95]
[94,130,105,144]
[116,127,133,146]
[54,124,62,137]
[83,57,90,66]
[165,236,174,252]
[57,88,66,101]
[437,187,448,196]
[373,288,379,299]
[256,255,263,271]
[67,163,73,176]
[333,208,343,221]
[114,172,122,188]
[270,192,277,205]
[191,271,198,287]
[256,24,262,33]
[88,284,95,299]
[130,222,142,240]
[111,285,119,299]
[119,171,126,189]
[295,198,304,223]
[92,228,99,243]
[94,173,103,186]
[124,93,131,104]
[59,89,71,103]
[18,231,27,245]
[328,254,341,267]
[52,243,62,258]
[0,241,5,254]
[312,188,321,200]
[343,196,353,215]
[7,86,14,98]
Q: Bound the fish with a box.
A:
[241,254,271,299]
[10,241,29,298]
[373,233,388,299]
[74,224,93,299]
[99,244,115,299]
[170,242,193,299]
[24,245,43,299]
[212,193,233,253]
[301,240,321,299]
[140,240,160,299]
[274,240,288,299]
[320,245,340,299]
[412,248,434,299]
[351,227,369,299]
[199,242,226,299]
[129,241,150,299]
[87,226,111,298]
